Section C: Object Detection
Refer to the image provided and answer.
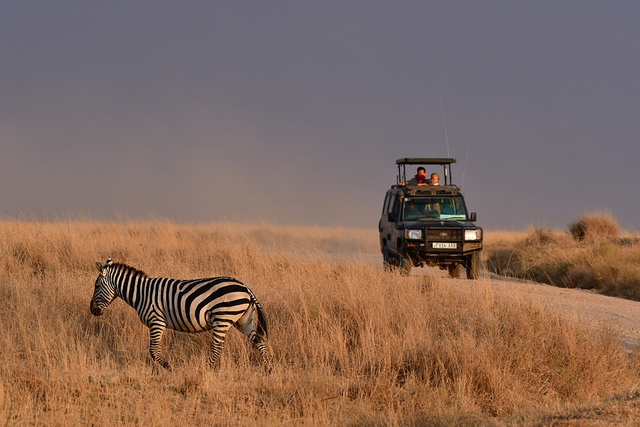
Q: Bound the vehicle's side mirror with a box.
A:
[469,212,477,222]
[388,213,396,222]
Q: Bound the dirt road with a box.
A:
[453,272,640,353]
[355,252,640,352]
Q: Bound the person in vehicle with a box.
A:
[404,200,423,220]
[430,173,440,185]
[403,199,424,220]
[408,167,428,186]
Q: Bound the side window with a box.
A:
[387,195,397,215]
[382,194,391,215]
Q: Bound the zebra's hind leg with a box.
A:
[235,305,272,373]
[250,333,272,374]
[207,320,234,369]
[148,323,172,372]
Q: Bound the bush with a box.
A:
[523,227,572,247]
[569,213,619,242]
[563,264,598,289]
[485,220,640,300]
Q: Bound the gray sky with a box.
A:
[2,2,639,231]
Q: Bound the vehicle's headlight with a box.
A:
[405,229,423,240]
[464,228,482,241]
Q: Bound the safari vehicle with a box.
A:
[378,158,483,278]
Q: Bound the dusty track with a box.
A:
[358,252,640,352]
[357,255,640,421]
[449,272,640,353]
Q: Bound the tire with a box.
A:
[383,247,397,272]
[448,264,461,279]
[466,251,481,280]
[383,245,412,275]
[399,247,412,276]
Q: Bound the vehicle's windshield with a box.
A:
[402,197,467,221]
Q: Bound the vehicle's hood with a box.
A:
[399,220,477,228]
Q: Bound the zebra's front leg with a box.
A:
[148,323,172,372]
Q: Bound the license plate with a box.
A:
[433,242,457,249]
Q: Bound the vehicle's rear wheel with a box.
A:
[466,251,481,280]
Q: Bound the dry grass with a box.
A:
[486,213,640,300]
[1,219,639,425]
[569,211,620,242]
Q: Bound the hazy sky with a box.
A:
[2,2,639,231]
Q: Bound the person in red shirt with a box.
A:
[407,167,428,186]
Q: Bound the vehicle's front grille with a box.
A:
[426,228,462,241]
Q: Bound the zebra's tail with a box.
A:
[249,289,268,340]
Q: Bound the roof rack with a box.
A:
[396,158,456,186]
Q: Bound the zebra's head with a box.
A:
[90,258,117,316]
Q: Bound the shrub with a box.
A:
[563,264,598,289]
[523,227,556,246]
[569,213,619,242]
[485,221,640,300]
[523,227,572,247]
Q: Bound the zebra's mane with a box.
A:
[111,262,149,278]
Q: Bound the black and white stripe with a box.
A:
[90,259,271,372]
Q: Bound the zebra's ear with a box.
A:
[106,258,113,266]
[96,262,103,272]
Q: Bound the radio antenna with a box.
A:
[440,94,451,158]
[460,145,469,189]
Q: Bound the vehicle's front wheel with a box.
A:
[383,245,412,275]
[383,247,397,272]
[448,264,461,278]
[398,247,412,276]
[465,251,481,280]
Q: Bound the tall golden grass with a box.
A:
[1,220,639,425]
[486,213,640,300]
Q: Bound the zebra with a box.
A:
[90,258,272,372]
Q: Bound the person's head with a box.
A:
[430,173,440,185]
[416,167,426,177]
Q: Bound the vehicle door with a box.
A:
[379,191,400,251]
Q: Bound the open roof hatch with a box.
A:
[396,158,456,186]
